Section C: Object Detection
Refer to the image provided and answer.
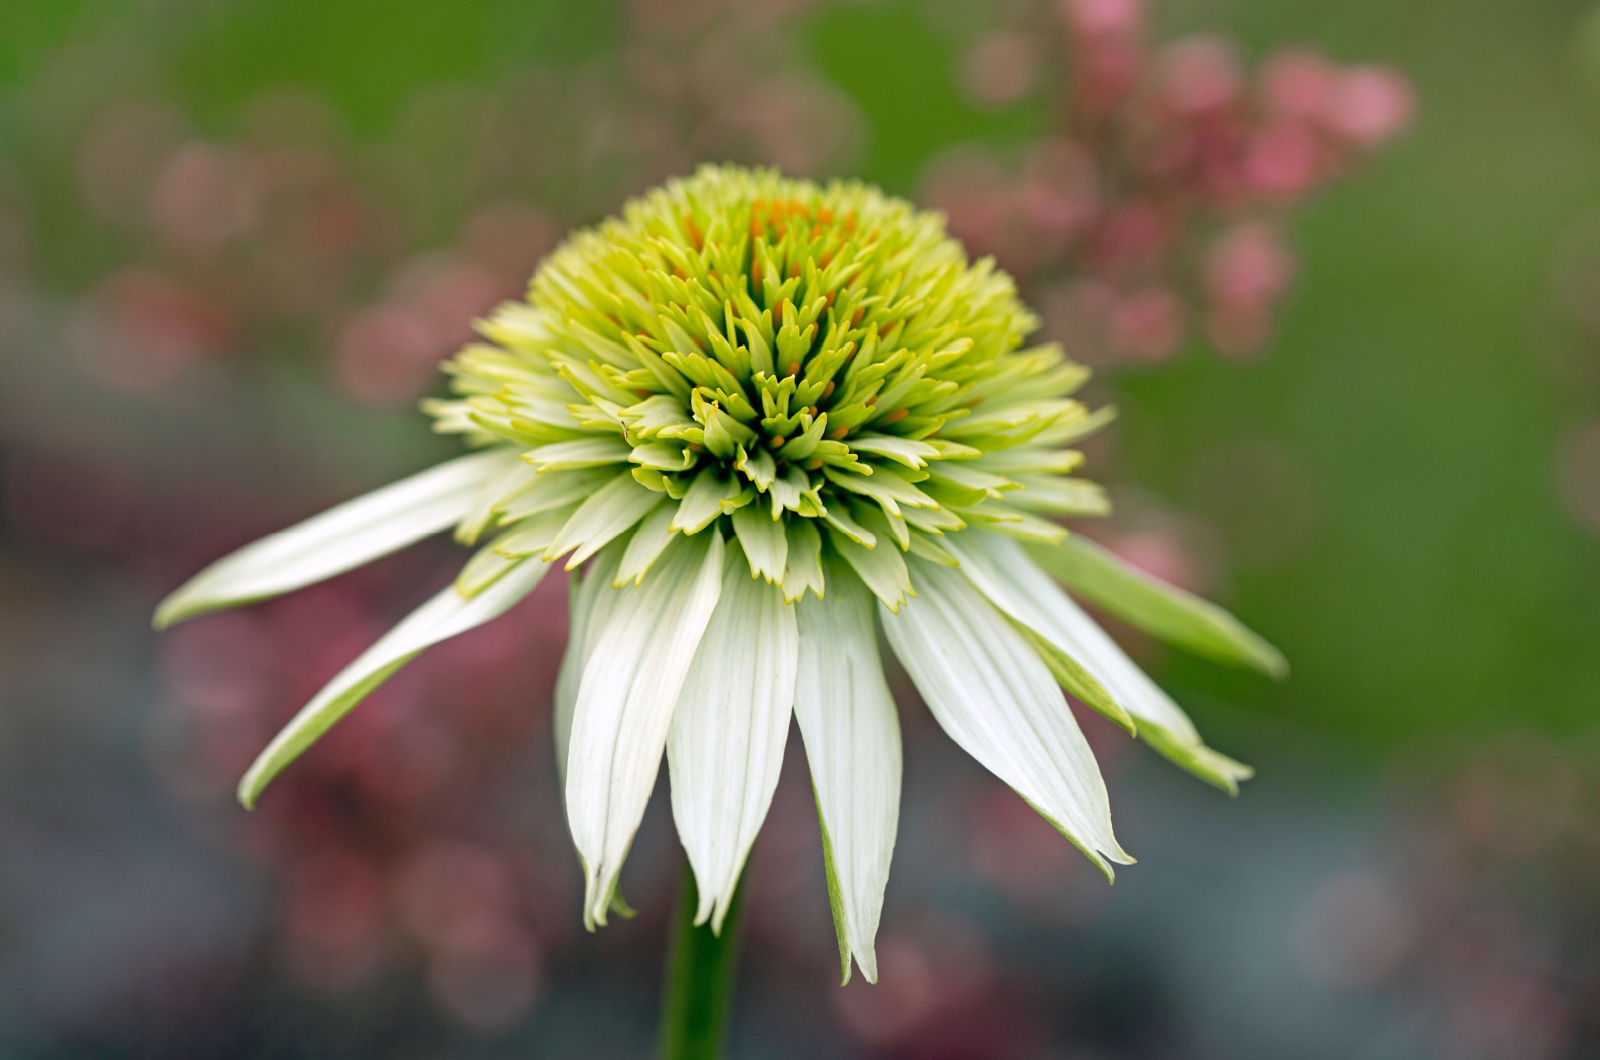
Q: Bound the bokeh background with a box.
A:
[1,0,1597,1057]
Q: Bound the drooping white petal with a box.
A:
[238,555,550,808]
[880,554,1132,876]
[1025,535,1288,678]
[950,532,1252,792]
[939,534,1130,734]
[794,565,900,984]
[155,448,519,629]
[566,531,726,929]
[667,545,798,932]
[553,543,626,787]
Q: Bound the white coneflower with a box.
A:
[155,165,1284,986]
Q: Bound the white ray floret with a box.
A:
[565,531,726,929]
[794,565,901,984]
[668,545,799,933]
[155,448,517,628]
[881,555,1133,877]
[239,553,551,808]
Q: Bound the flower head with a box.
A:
[155,166,1284,984]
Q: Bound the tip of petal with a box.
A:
[1259,648,1291,681]
[152,588,216,630]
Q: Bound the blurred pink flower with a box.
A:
[960,30,1043,108]
[1108,286,1184,359]
[150,143,260,251]
[1324,66,1416,148]
[1156,35,1244,116]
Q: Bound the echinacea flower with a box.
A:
[155,165,1285,984]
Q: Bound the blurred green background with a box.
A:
[1,0,1598,1057]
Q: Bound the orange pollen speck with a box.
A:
[828,426,849,440]
[805,457,823,470]
[769,435,786,448]
[786,362,800,377]
[850,307,865,327]
[865,394,878,406]
[821,381,835,399]
[883,408,909,424]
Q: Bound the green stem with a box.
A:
[657,862,746,1060]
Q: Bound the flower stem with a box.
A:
[657,861,746,1060]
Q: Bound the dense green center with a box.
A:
[429,167,1109,582]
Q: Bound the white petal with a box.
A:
[155,448,518,628]
[794,566,900,984]
[553,543,627,787]
[942,534,1132,734]
[667,546,798,932]
[565,530,726,928]
[238,555,550,808]
[880,554,1132,876]
[950,532,1252,792]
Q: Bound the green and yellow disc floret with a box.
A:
[426,166,1115,610]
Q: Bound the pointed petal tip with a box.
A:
[235,771,262,811]
[151,590,215,631]
[608,890,639,920]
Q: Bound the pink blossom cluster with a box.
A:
[923,0,1414,362]
[66,96,563,406]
